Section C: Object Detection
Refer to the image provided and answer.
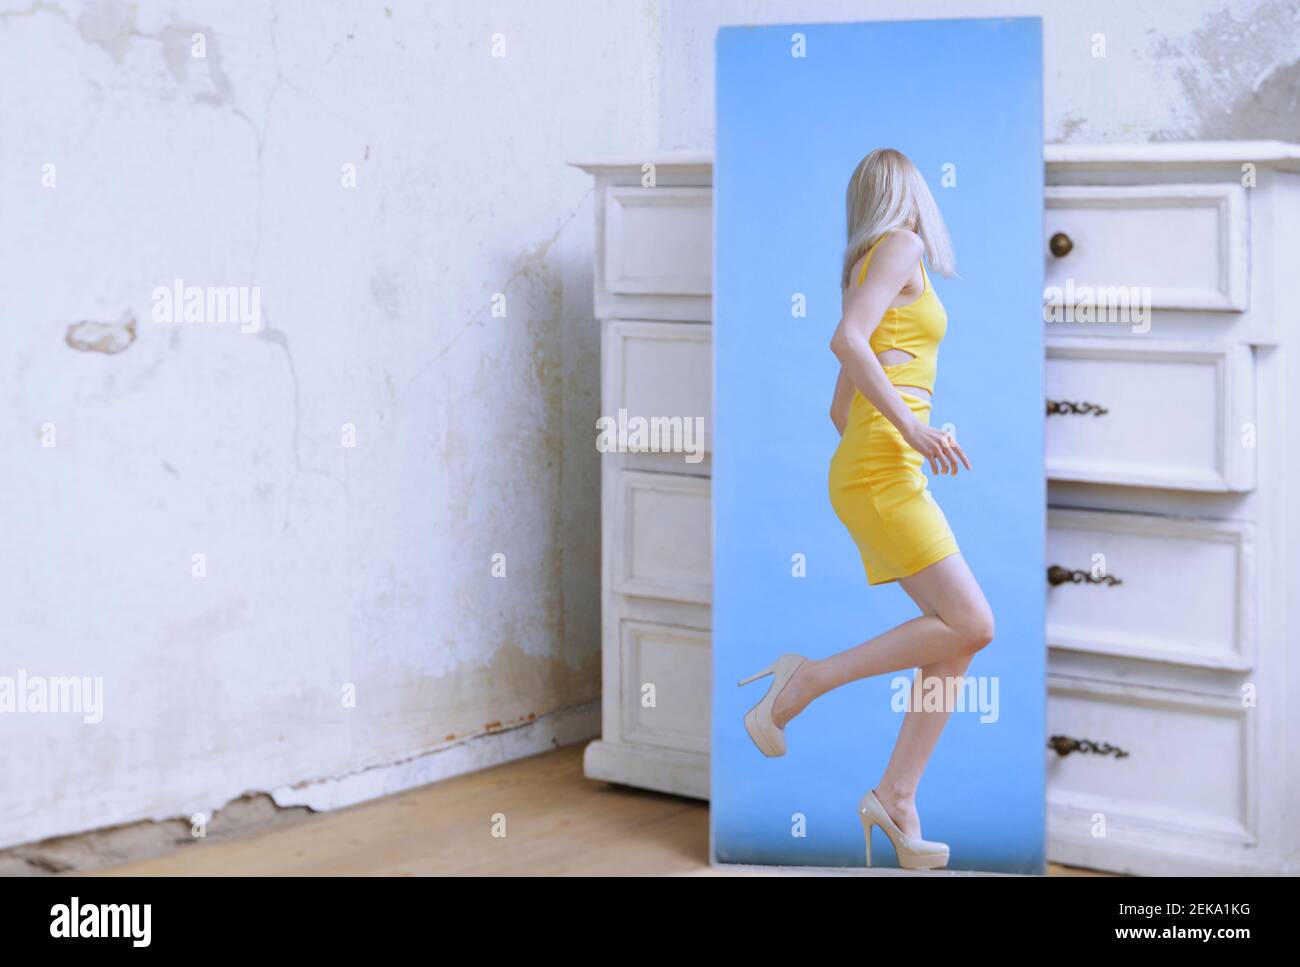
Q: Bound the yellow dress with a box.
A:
[828,236,959,586]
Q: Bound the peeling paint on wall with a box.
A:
[1149,0,1300,141]
[0,792,311,877]
[64,311,137,354]
[159,22,233,106]
[75,0,136,64]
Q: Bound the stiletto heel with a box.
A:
[737,653,806,757]
[858,789,949,870]
[736,662,777,687]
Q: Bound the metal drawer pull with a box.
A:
[1046,399,1109,416]
[1048,734,1129,759]
[1049,232,1073,257]
[1047,565,1122,587]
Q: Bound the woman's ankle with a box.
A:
[875,779,917,808]
[799,657,829,700]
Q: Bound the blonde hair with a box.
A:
[842,148,956,290]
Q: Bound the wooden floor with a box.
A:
[101,744,1104,876]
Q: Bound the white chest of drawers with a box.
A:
[570,154,715,799]
[570,142,1300,874]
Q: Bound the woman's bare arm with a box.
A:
[829,365,854,436]
[829,231,968,475]
[830,276,861,435]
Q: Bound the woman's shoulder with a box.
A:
[847,228,930,292]
[873,228,924,258]
[849,229,923,288]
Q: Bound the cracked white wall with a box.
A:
[655,0,1300,146]
[0,0,660,847]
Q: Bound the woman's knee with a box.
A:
[948,605,994,654]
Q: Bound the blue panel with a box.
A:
[712,17,1045,872]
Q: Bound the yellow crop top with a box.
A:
[855,235,948,395]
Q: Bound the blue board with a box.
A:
[712,17,1045,872]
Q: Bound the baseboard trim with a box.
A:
[272,701,601,812]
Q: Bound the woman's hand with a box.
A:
[901,417,972,476]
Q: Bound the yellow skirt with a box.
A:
[828,390,960,586]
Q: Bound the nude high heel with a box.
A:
[737,654,806,757]
[858,789,950,870]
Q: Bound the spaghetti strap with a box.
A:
[859,237,929,299]
[855,236,888,287]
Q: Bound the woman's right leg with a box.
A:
[771,553,993,728]
[872,575,978,839]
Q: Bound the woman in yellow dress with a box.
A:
[737,148,995,870]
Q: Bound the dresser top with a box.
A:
[1046,140,1300,170]
[567,151,711,176]
[570,141,1300,174]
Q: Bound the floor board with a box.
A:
[100,744,1108,876]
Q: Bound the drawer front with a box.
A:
[1045,338,1254,491]
[613,470,711,603]
[604,187,712,296]
[1045,183,1249,312]
[1047,509,1254,671]
[1047,677,1252,843]
[619,620,711,754]
[603,320,711,458]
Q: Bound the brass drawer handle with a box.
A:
[1049,232,1073,258]
[1046,399,1109,417]
[1048,734,1129,759]
[1047,565,1122,587]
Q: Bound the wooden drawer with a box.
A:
[604,187,712,296]
[1045,183,1249,312]
[1045,338,1255,491]
[613,470,711,603]
[603,320,712,458]
[1047,676,1253,847]
[1047,509,1254,671]
[619,620,710,755]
